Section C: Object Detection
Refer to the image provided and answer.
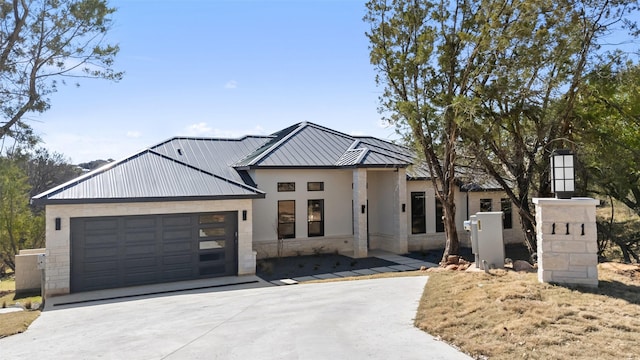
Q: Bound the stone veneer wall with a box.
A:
[533,198,600,288]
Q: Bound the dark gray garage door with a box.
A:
[70,212,238,293]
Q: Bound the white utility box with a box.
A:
[466,212,505,270]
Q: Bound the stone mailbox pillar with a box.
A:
[533,198,600,288]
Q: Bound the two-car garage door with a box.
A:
[70,212,238,293]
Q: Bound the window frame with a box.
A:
[411,192,426,234]
[307,181,324,191]
[307,199,324,237]
[277,200,296,239]
[435,198,445,233]
[501,198,513,229]
[480,198,493,212]
[277,182,295,192]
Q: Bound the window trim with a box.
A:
[277,200,295,239]
[307,199,324,237]
[307,181,324,191]
[501,198,513,229]
[435,198,445,233]
[480,198,492,212]
[411,192,426,234]
[277,182,295,192]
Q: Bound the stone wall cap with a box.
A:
[533,197,600,206]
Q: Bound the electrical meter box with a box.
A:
[474,212,505,270]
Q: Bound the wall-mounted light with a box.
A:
[361,205,366,214]
[550,149,575,199]
[55,217,61,230]
[242,210,247,221]
[401,203,406,213]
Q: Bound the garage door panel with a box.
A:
[125,231,156,242]
[83,219,119,231]
[71,212,237,293]
[83,233,119,246]
[83,260,118,273]
[123,257,157,268]
[163,216,192,227]
[125,217,156,228]
[83,247,119,259]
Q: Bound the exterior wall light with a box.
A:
[550,149,575,199]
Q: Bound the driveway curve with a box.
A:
[0,276,470,359]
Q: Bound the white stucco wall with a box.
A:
[467,192,526,244]
[251,169,355,257]
[44,199,254,297]
[405,181,526,251]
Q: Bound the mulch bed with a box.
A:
[256,254,397,282]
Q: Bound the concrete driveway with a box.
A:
[0,276,471,359]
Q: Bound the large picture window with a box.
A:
[411,192,426,234]
[435,198,445,233]
[501,198,513,229]
[278,200,295,239]
[307,199,324,237]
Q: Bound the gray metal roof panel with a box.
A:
[335,149,366,166]
[33,150,264,204]
[151,136,271,182]
[236,122,413,168]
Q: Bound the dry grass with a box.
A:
[0,311,40,338]
[416,264,640,360]
[0,276,42,338]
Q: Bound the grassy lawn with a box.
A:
[0,277,42,339]
[416,263,640,360]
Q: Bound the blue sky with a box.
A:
[32,0,393,163]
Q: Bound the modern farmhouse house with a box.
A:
[33,122,525,295]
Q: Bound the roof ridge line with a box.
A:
[245,123,307,166]
[32,149,153,200]
[148,150,265,194]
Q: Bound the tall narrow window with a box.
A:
[307,199,324,237]
[411,192,426,234]
[435,198,445,233]
[480,198,492,212]
[501,198,513,229]
[278,200,295,239]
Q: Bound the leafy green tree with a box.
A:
[575,62,640,262]
[0,158,41,271]
[365,0,639,256]
[0,0,122,144]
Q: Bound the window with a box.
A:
[307,182,324,191]
[277,182,295,192]
[501,198,513,229]
[307,199,324,237]
[480,198,492,212]
[278,200,295,238]
[435,198,445,233]
[411,192,426,234]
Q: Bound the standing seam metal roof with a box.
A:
[32,149,265,204]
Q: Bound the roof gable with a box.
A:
[234,122,412,168]
[33,150,264,204]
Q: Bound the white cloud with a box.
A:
[181,123,268,138]
[224,80,238,89]
[126,131,141,138]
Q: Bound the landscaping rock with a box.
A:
[445,264,459,271]
[513,260,535,272]
[446,255,460,265]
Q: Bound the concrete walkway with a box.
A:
[270,251,439,285]
[0,276,471,360]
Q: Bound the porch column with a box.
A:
[353,168,368,258]
[393,168,409,253]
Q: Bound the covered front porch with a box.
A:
[351,167,408,258]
